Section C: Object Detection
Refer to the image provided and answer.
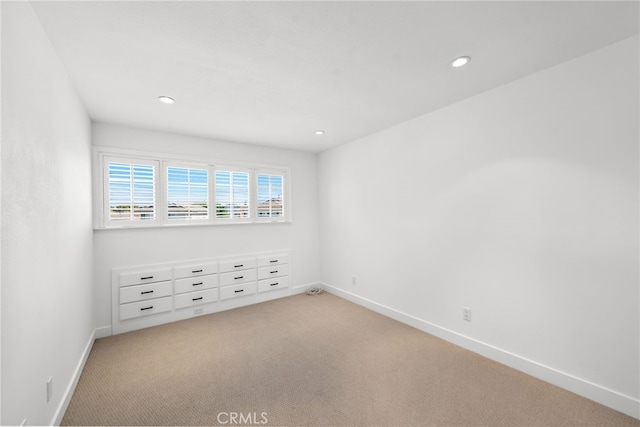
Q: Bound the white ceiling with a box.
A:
[31,1,639,153]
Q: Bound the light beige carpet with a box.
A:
[62,292,639,426]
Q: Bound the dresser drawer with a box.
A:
[120,280,173,304]
[219,269,257,287]
[174,262,218,279]
[219,258,256,273]
[120,296,173,320]
[175,288,218,309]
[258,253,289,267]
[258,277,289,292]
[119,268,172,287]
[175,274,218,294]
[258,264,289,280]
[220,282,257,300]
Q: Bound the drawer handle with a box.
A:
[140,290,154,295]
[192,282,203,286]
[270,282,279,287]
[140,306,153,311]
[234,289,244,293]
[270,260,278,263]
[141,276,154,280]
[234,264,244,268]
[192,297,203,301]
[192,269,203,273]
[270,270,278,274]
[234,276,244,280]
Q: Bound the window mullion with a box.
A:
[250,168,257,221]
[159,161,167,226]
[99,151,287,228]
[128,164,134,221]
[213,167,218,221]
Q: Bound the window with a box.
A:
[105,158,158,226]
[256,172,284,220]
[215,170,250,220]
[96,149,290,228]
[167,165,209,221]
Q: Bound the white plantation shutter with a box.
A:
[106,158,158,225]
[214,169,250,220]
[256,171,285,220]
[97,150,290,228]
[167,165,209,220]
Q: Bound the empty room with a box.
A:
[1,1,639,426]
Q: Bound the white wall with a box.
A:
[1,3,94,426]
[0,3,3,423]
[92,122,320,333]
[0,1,634,422]
[318,36,639,417]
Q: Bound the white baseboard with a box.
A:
[51,328,96,426]
[94,325,112,339]
[289,282,321,295]
[321,282,640,420]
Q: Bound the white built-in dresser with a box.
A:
[112,251,290,334]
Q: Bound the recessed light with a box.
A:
[158,96,175,104]
[314,130,325,135]
[450,56,471,68]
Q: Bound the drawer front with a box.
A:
[219,269,257,287]
[175,288,218,309]
[120,280,173,304]
[220,282,257,300]
[175,274,218,294]
[120,296,173,320]
[258,253,289,267]
[258,264,289,280]
[174,262,218,279]
[258,277,289,293]
[119,268,172,287]
[219,258,256,273]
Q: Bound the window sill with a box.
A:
[94,219,292,231]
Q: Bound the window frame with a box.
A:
[101,155,160,228]
[255,168,288,223]
[213,165,253,224]
[94,148,291,229]
[164,161,212,224]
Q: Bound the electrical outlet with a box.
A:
[194,307,204,315]
[463,307,472,322]
[352,276,357,285]
[46,377,53,402]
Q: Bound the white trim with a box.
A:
[289,282,321,296]
[254,169,289,224]
[213,166,252,224]
[51,329,96,426]
[94,325,112,339]
[101,155,160,228]
[321,282,640,420]
[163,162,212,225]
[92,148,104,229]
[93,147,292,229]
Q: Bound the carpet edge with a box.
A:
[320,282,640,420]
